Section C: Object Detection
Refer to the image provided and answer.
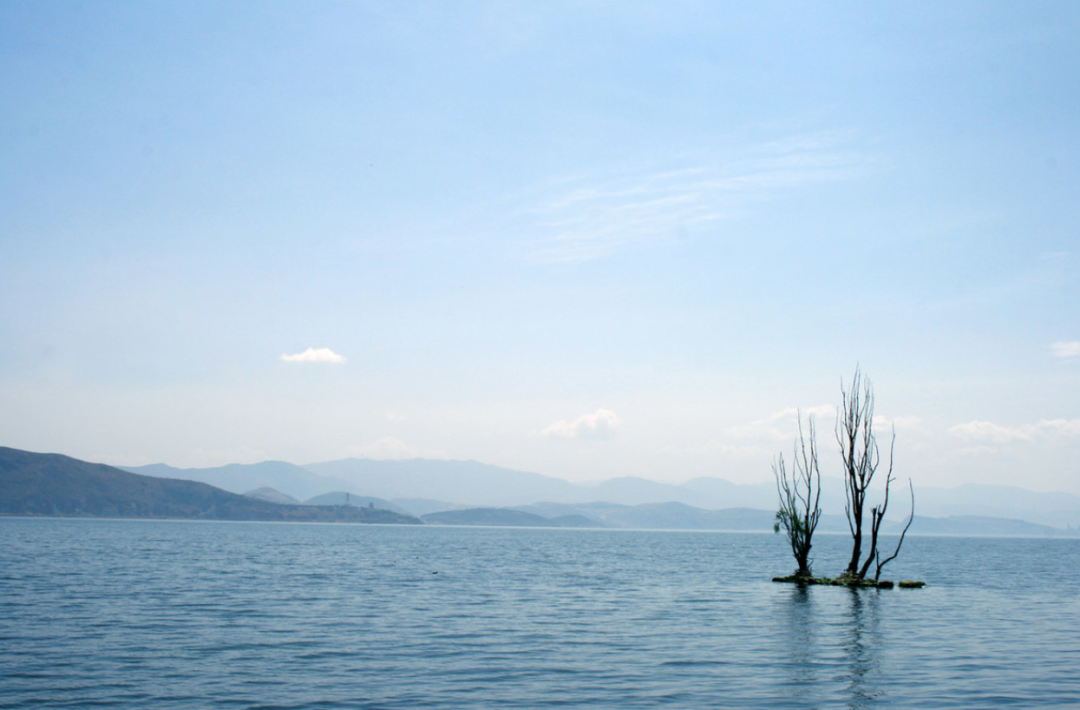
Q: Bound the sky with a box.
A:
[2,1,1079,493]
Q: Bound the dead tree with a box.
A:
[873,480,915,582]
[773,412,822,578]
[836,368,915,580]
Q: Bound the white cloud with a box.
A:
[1050,341,1080,360]
[281,347,346,364]
[948,419,1080,444]
[948,420,1030,444]
[542,409,620,440]
[1037,419,1080,437]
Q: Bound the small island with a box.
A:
[772,574,926,589]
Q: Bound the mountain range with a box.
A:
[2,445,1075,535]
[121,456,1080,530]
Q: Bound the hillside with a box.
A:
[422,507,603,528]
[304,491,411,516]
[0,447,420,524]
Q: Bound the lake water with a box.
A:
[1,518,1078,709]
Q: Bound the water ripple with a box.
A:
[1,520,1078,709]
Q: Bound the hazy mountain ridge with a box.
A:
[123,456,1080,530]
[415,502,1076,537]
[422,508,603,528]
[123,461,354,501]
[6,447,1076,536]
[243,487,301,505]
[303,458,580,505]
[302,492,411,516]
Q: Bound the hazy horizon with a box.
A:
[2,3,1079,494]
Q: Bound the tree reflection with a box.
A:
[839,588,882,709]
[782,585,818,702]
[777,585,887,708]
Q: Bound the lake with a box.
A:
[1,518,1077,708]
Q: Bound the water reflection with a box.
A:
[782,585,818,702]
[778,585,885,709]
[839,589,882,709]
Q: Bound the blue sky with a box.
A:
[2,1,1079,492]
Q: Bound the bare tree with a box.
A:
[873,480,915,582]
[774,412,822,578]
[836,368,915,581]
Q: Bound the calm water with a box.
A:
[1,519,1077,709]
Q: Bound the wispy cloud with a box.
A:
[281,347,346,364]
[1050,341,1080,360]
[520,134,872,263]
[542,409,620,440]
[948,419,1080,444]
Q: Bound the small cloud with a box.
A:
[1050,341,1080,360]
[386,412,408,422]
[542,409,620,440]
[948,420,1030,444]
[1033,419,1080,438]
[281,347,346,364]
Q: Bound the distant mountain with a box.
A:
[299,459,795,510]
[244,487,300,505]
[886,515,1069,537]
[0,447,420,524]
[501,501,1079,536]
[303,458,580,506]
[586,477,700,506]
[303,492,411,516]
[120,455,1080,530]
[914,484,1080,529]
[512,501,603,519]
[421,508,604,528]
[389,498,465,517]
[121,461,350,501]
[6,445,1074,536]
[679,477,777,509]
[427,503,777,531]
[517,501,784,531]
[559,502,777,531]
